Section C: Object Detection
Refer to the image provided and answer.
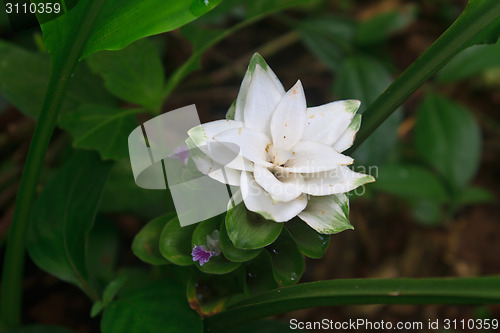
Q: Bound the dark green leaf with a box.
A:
[333,54,402,166]
[215,319,307,333]
[285,218,330,259]
[372,163,449,202]
[192,217,240,274]
[298,16,356,72]
[266,229,304,286]
[86,216,119,288]
[132,214,175,265]
[243,251,278,296]
[27,151,112,292]
[159,217,196,266]
[226,203,282,250]
[410,199,443,226]
[87,39,164,109]
[101,279,203,333]
[415,94,481,190]
[99,160,170,218]
[219,219,261,263]
[458,186,496,205]
[356,6,416,45]
[437,38,500,82]
[59,104,140,161]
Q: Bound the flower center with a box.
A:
[266,143,293,167]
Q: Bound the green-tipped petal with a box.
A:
[333,114,362,152]
[298,194,353,234]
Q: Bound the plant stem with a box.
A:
[205,276,500,331]
[0,1,105,327]
[350,0,500,151]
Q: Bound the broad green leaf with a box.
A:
[226,203,283,250]
[187,269,244,317]
[266,229,304,287]
[415,94,481,190]
[333,54,402,166]
[437,38,500,82]
[101,279,203,333]
[26,150,112,291]
[0,41,114,118]
[208,276,500,331]
[87,39,164,109]
[159,217,196,266]
[285,218,330,259]
[59,104,140,161]
[356,6,417,45]
[7,325,75,333]
[35,0,223,63]
[297,16,356,72]
[243,251,278,296]
[458,186,496,205]
[372,163,449,202]
[86,216,119,289]
[219,219,261,263]
[192,217,240,274]
[99,160,170,218]
[132,214,175,265]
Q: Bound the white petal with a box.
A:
[214,127,272,167]
[240,171,307,222]
[234,54,286,122]
[302,100,360,145]
[187,119,244,147]
[302,166,375,195]
[284,141,353,173]
[270,80,307,151]
[243,65,283,136]
[253,165,305,202]
[298,194,353,234]
[187,138,242,186]
[333,114,362,153]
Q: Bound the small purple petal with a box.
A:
[192,245,216,266]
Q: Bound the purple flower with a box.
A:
[192,245,217,266]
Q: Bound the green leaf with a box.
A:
[219,219,261,263]
[297,16,356,72]
[206,276,500,331]
[458,186,496,205]
[0,41,114,119]
[243,251,278,296]
[415,94,481,190]
[266,229,304,287]
[101,279,203,333]
[132,214,175,265]
[192,217,240,274]
[356,6,417,45]
[59,104,140,160]
[409,199,443,226]
[437,38,500,82]
[99,159,170,218]
[36,0,223,63]
[159,217,196,266]
[187,269,244,317]
[87,39,164,109]
[226,203,283,250]
[285,218,330,259]
[86,216,119,288]
[372,163,449,202]
[333,54,402,166]
[26,150,112,296]
[7,325,75,333]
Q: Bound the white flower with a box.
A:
[186,54,375,234]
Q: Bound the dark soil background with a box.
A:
[0,0,499,332]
